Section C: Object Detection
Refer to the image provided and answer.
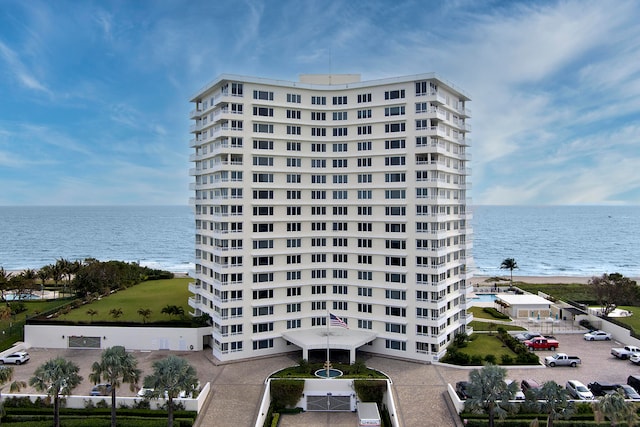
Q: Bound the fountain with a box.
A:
[314,361,343,378]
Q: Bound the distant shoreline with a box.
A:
[472,275,640,285]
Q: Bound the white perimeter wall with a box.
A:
[24,325,211,352]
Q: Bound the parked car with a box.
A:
[619,384,640,400]
[524,337,560,351]
[583,330,612,341]
[0,351,30,365]
[455,381,470,399]
[521,379,542,394]
[505,380,525,400]
[627,375,640,393]
[515,332,542,342]
[90,383,113,396]
[611,345,640,360]
[137,387,155,398]
[566,380,594,400]
[629,353,640,365]
[588,381,620,397]
[544,353,581,367]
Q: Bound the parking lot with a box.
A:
[6,333,640,427]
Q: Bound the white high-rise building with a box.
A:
[188,73,473,363]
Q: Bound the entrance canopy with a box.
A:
[282,328,377,363]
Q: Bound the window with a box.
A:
[287,157,302,168]
[286,271,301,280]
[385,189,406,199]
[385,273,406,283]
[358,254,372,264]
[385,89,405,100]
[358,206,372,216]
[385,323,406,334]
[357,158,372,167]
[311,159,326,168]
[333,285,348,295]
[358,190,372,199]
[333,190,347,199]
[333,253,348,263]
[385,156,406,166]
[311,206,326,215]
[287,141,301,151]
[253,123,273,133]
[333,111,347,120]
[287,303,301,312]
[358,287,372,297]
[312,269,327,279]
[333,301,348,310]
[385,123,406,133]
[358,174,372,183]
[311,237,326,247]
[333,206,348,215]
[287,206,301,215]
[386,340,406,351]
[287,125,301,135]
[287,287,301,297]
[385,139,406,149]
[253,206,273,216]
[416,188,428,198]
[332,96,347,105]
[287,222,301,232]
[287,238,301,248]
[253,173,273,183]
[359,319,372,329]
[416,81,437,96]
[385,173,405,182]
[386,239,406,249]
[332,222,347,231]
[287,319,301,329]
[311,175,326,184]
[333,238,348,247]
[286,109,301,119]
[311,127,326,136]
[358,141,372,151]
[358,223,372,232]
[311,143,326,152]
[230,120,242,130]
[253,256,273,266]
[253,107,274,117]
[358,125,372,135]
[253,90,274,100]
[332,143,347,152]
[311,285,327,294]
[386,290,406,300]
[311,190,326,199]
[287,93,301,103]
[253,273,273,283]
[253,190,273,199]
[358,238,372,248]
[253,223,273,232]
[312,301,327,310]
[253,339,274,350]
[386,256,406,266]
[312,317,327,326]
[333,127,348,136]
[358,271,372,281]
[231,103,243,113]
[312,253,326,262]
[252,289,274,299]
[253,140,273,150]
[333,159,347,168]
[312,222,326,231]
[286,190,301,200]
[231,83,243,96]
[286,174,301,183]
[415,102,428,113]
[357,109,372,119]
[385,106,405,116]
[416,119,429,130]
[357,93,372,103]
[253,156,273,166]
[287,255,301,264]
[311,96,326,105]
[385,206,406,216]
[311,111,326,120]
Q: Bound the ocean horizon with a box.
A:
[1,204,639,278]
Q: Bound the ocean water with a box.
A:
[0,205,639,278]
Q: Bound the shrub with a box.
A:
[470,355,483,365]
[270,379,304,410]
[270,413,280,427]
[353,380,387,405]
[482,307,510,320]
[484,354,497,364]
[501,354,514,365]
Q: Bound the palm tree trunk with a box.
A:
[168,397,174,427]
[111,388,117,427]
[54,396,60,427]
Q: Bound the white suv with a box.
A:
[566,380,593,400]
[0,351,30,365]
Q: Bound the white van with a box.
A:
[357,402,381,427]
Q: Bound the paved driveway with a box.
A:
[10,333,639,427]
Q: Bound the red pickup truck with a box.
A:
[524,337,560,351]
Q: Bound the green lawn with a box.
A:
[0,299,70,351]
[56,278,192,323]
[514,281,596,304]
[460,333,517,359]
[469,306,511,322]
[469,320,525,332]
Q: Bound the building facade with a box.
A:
[188,73,473,363]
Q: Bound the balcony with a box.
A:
[190,108,202,119]
[188,282,201,294]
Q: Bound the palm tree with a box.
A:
[0,267,12,302]
[0,366,26,426]
[137,308,152,324]
[144,355,199,427]
[161,305,184,320]
[109,308,123,320]
[19,269,38,299]
[465,363,517,427]
[500,258,518,288]
[89,346,141,427]
[29,357,83,427]
[594,389,634,426]
[537,381,573,427]
[87,309,98,323]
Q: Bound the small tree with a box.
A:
[137,308,152,324]
[465,363,517,427]
[109,308,123,320]
[537,380,573,427]
[500,258,518,288]
[593,389,633,426]
[87,309,98,323]
[90,346,141,427]
[144,355,199,427]
[590,273,639,317]
[29,357,83,427]
[161,305,184,320]
[0,366,26,426]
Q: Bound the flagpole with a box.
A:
[326,309,330,378]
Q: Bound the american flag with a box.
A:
[329,313,348,329]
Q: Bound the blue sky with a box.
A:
[1,0,639,206]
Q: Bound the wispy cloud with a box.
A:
[0,40,52,96]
